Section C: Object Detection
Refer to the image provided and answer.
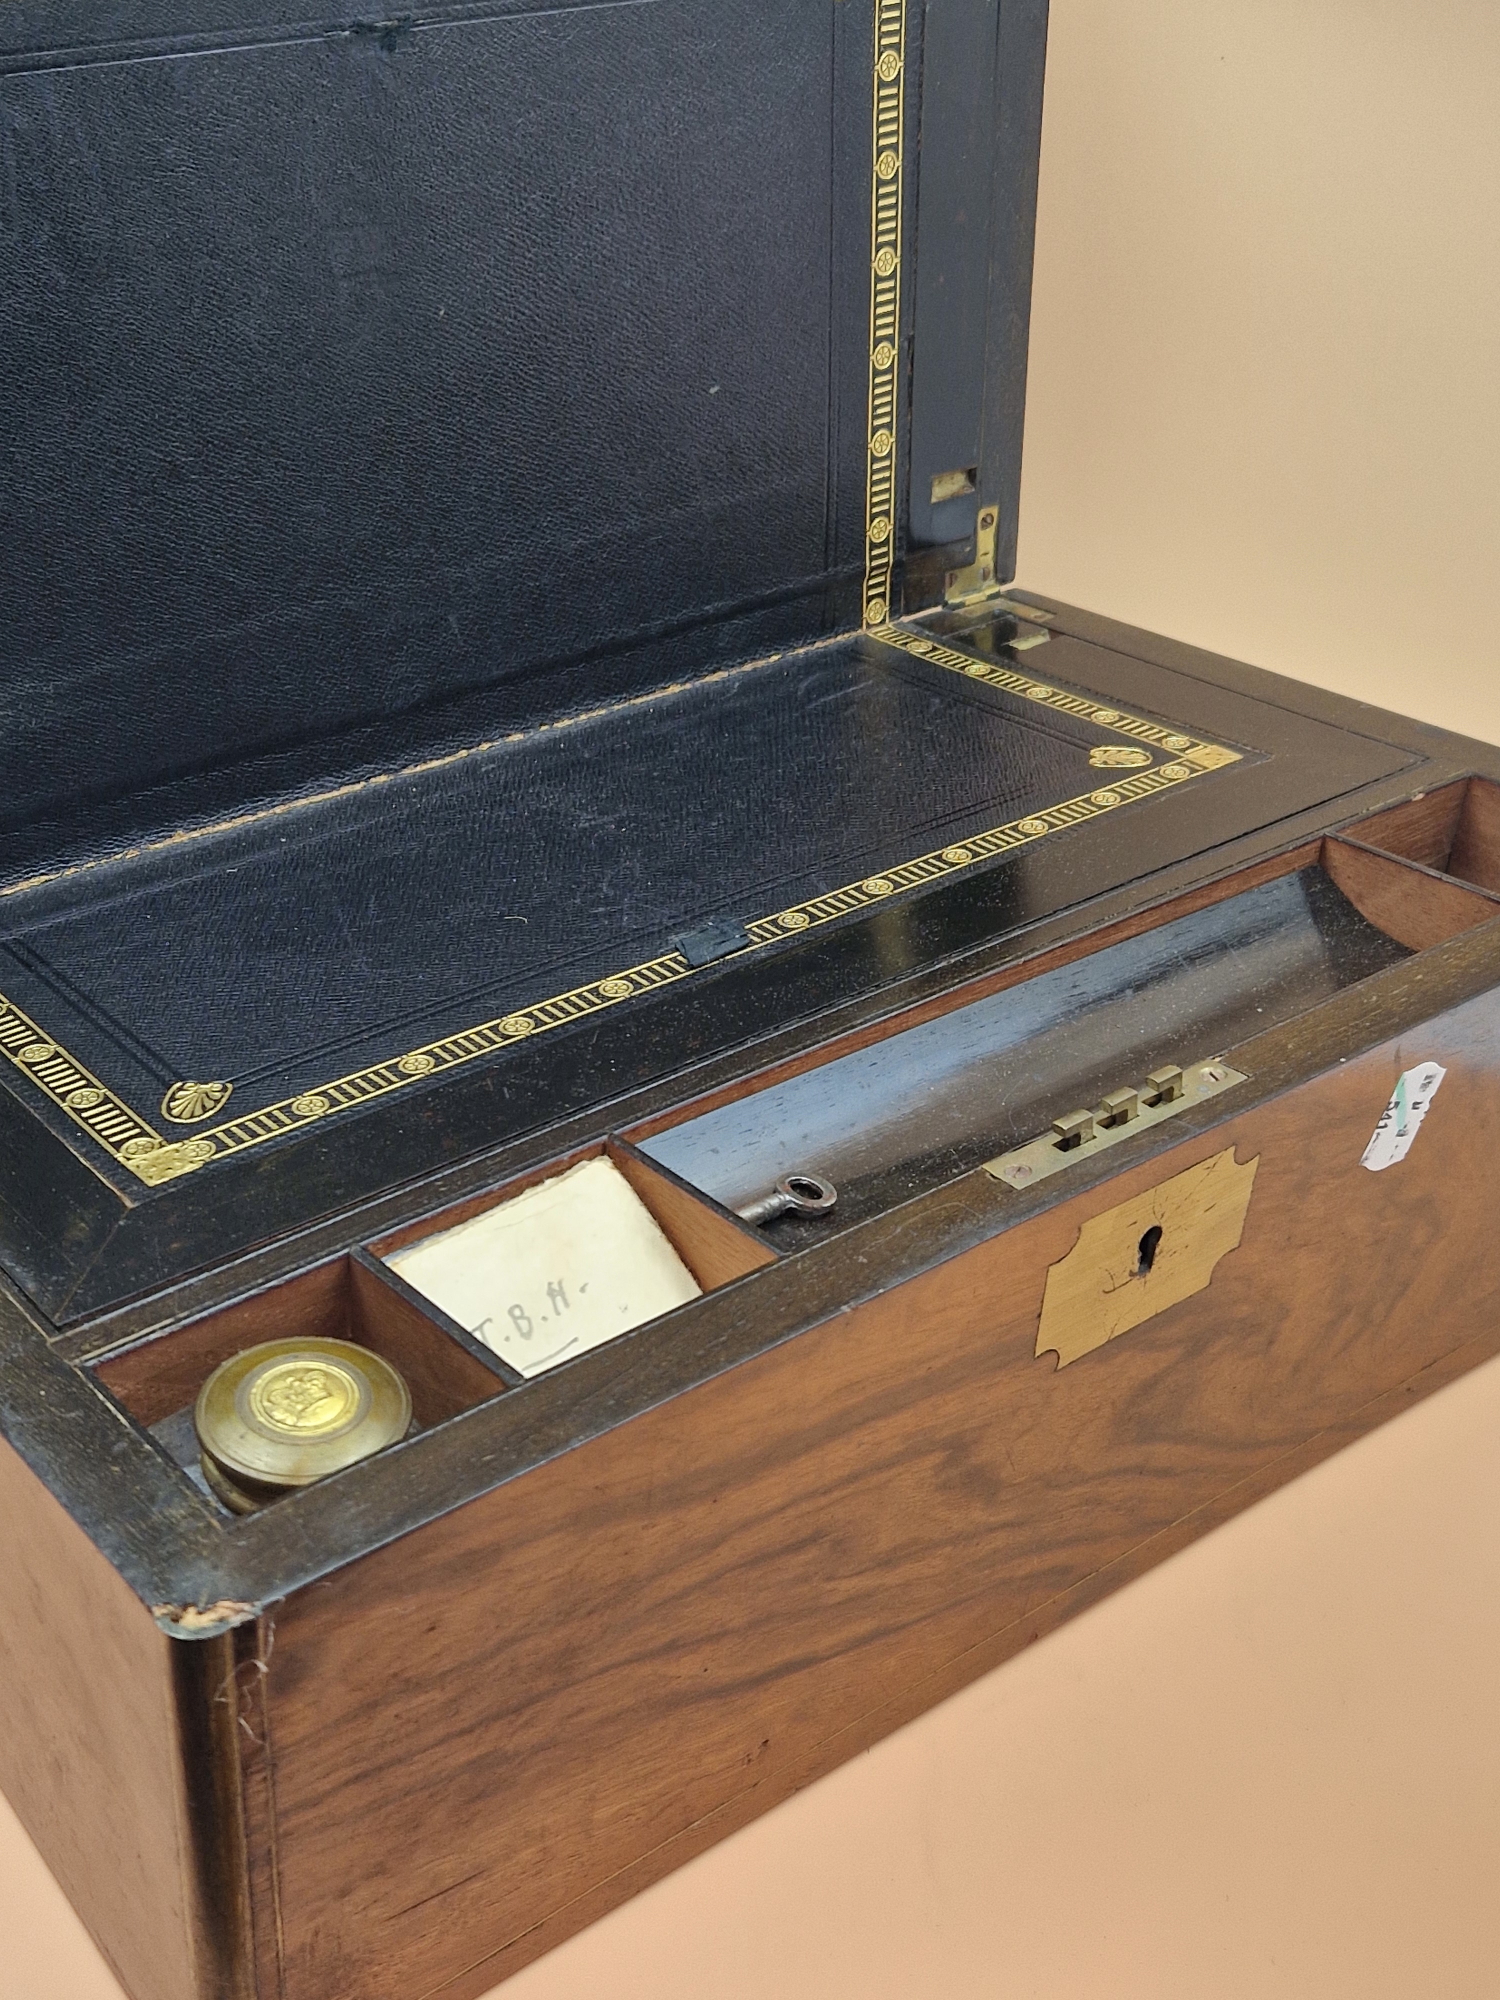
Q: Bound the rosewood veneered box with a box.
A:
[3,4,1499,1997]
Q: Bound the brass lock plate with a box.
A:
[1036,1146,1259,1368]
[983,1058,1247,1192]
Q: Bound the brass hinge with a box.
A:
[943,503,1002,607]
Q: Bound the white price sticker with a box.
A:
[1361,1062,1446,1173]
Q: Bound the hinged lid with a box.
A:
[0,0,1048,865]
[0,0,1064,1317]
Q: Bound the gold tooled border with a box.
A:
[0,638,1239,1186]
[0,1,1241,1186]
[0,997,167,1172]
[862,0,907,630]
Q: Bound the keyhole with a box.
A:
[1136,1224,1163,1276]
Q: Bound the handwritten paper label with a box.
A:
[386,1156,701,1377]
[1361,1062,1446,1173]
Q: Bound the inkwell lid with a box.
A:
[194,1339,412,1511]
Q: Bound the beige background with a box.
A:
[7,3,1500,1995]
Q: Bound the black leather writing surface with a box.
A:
[0,0,872,833]
[0,643,1219,1114]
[0,607,1424,1323]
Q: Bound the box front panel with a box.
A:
[246,986,1500,2000]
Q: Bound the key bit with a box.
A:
[736,1171,839,1228]
[1051,1109,1096,1152]
[1143,1064,1185,1106]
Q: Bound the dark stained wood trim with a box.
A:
[623,840,1325,1146]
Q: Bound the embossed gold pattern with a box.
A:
[195,1337,410,1500]
[162,1079,233,1123]
[863,0,907,631]
[247,1360,364,1440]
[1088,744,1152,770]
[0,992,171,1175]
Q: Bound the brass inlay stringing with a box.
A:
[0,993,212,1186]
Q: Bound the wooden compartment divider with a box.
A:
[608,1141,777,1290]
[92,1139,781,1475]
[92,1253,514,1440]
[1348,776,1500,894]
[1320,837,1500,951]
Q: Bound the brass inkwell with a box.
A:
[194,1339,412,1513]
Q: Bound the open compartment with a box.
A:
[92,1252,514,1509]
[1347,778,1500,896]
[637,837,1500,1244]
[368,1139,776,1381]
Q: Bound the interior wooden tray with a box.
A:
[85,817,1500,1519]
[92,1143,773,1514]
[636,829,1500,1240]
[1346,776,1500,892]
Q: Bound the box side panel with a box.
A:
[0,1438,219,2000]
[256,991,1500,2000]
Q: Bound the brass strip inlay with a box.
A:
[0,992,183,1181]
[862,0,907,631]
[868,621,1245,767]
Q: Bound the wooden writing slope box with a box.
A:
[2,3,1499,1997]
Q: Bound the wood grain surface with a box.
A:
[243,981,1500,2000]
[1322,837,1500,950]
[1349,781,1468,872]
[0,1435,213,2000]
[348,1256,512,1427]
[1350,777,1500,901]
[93,1260,350,1429]
[1449,778,1500,894]
[610,1145,776,1291]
